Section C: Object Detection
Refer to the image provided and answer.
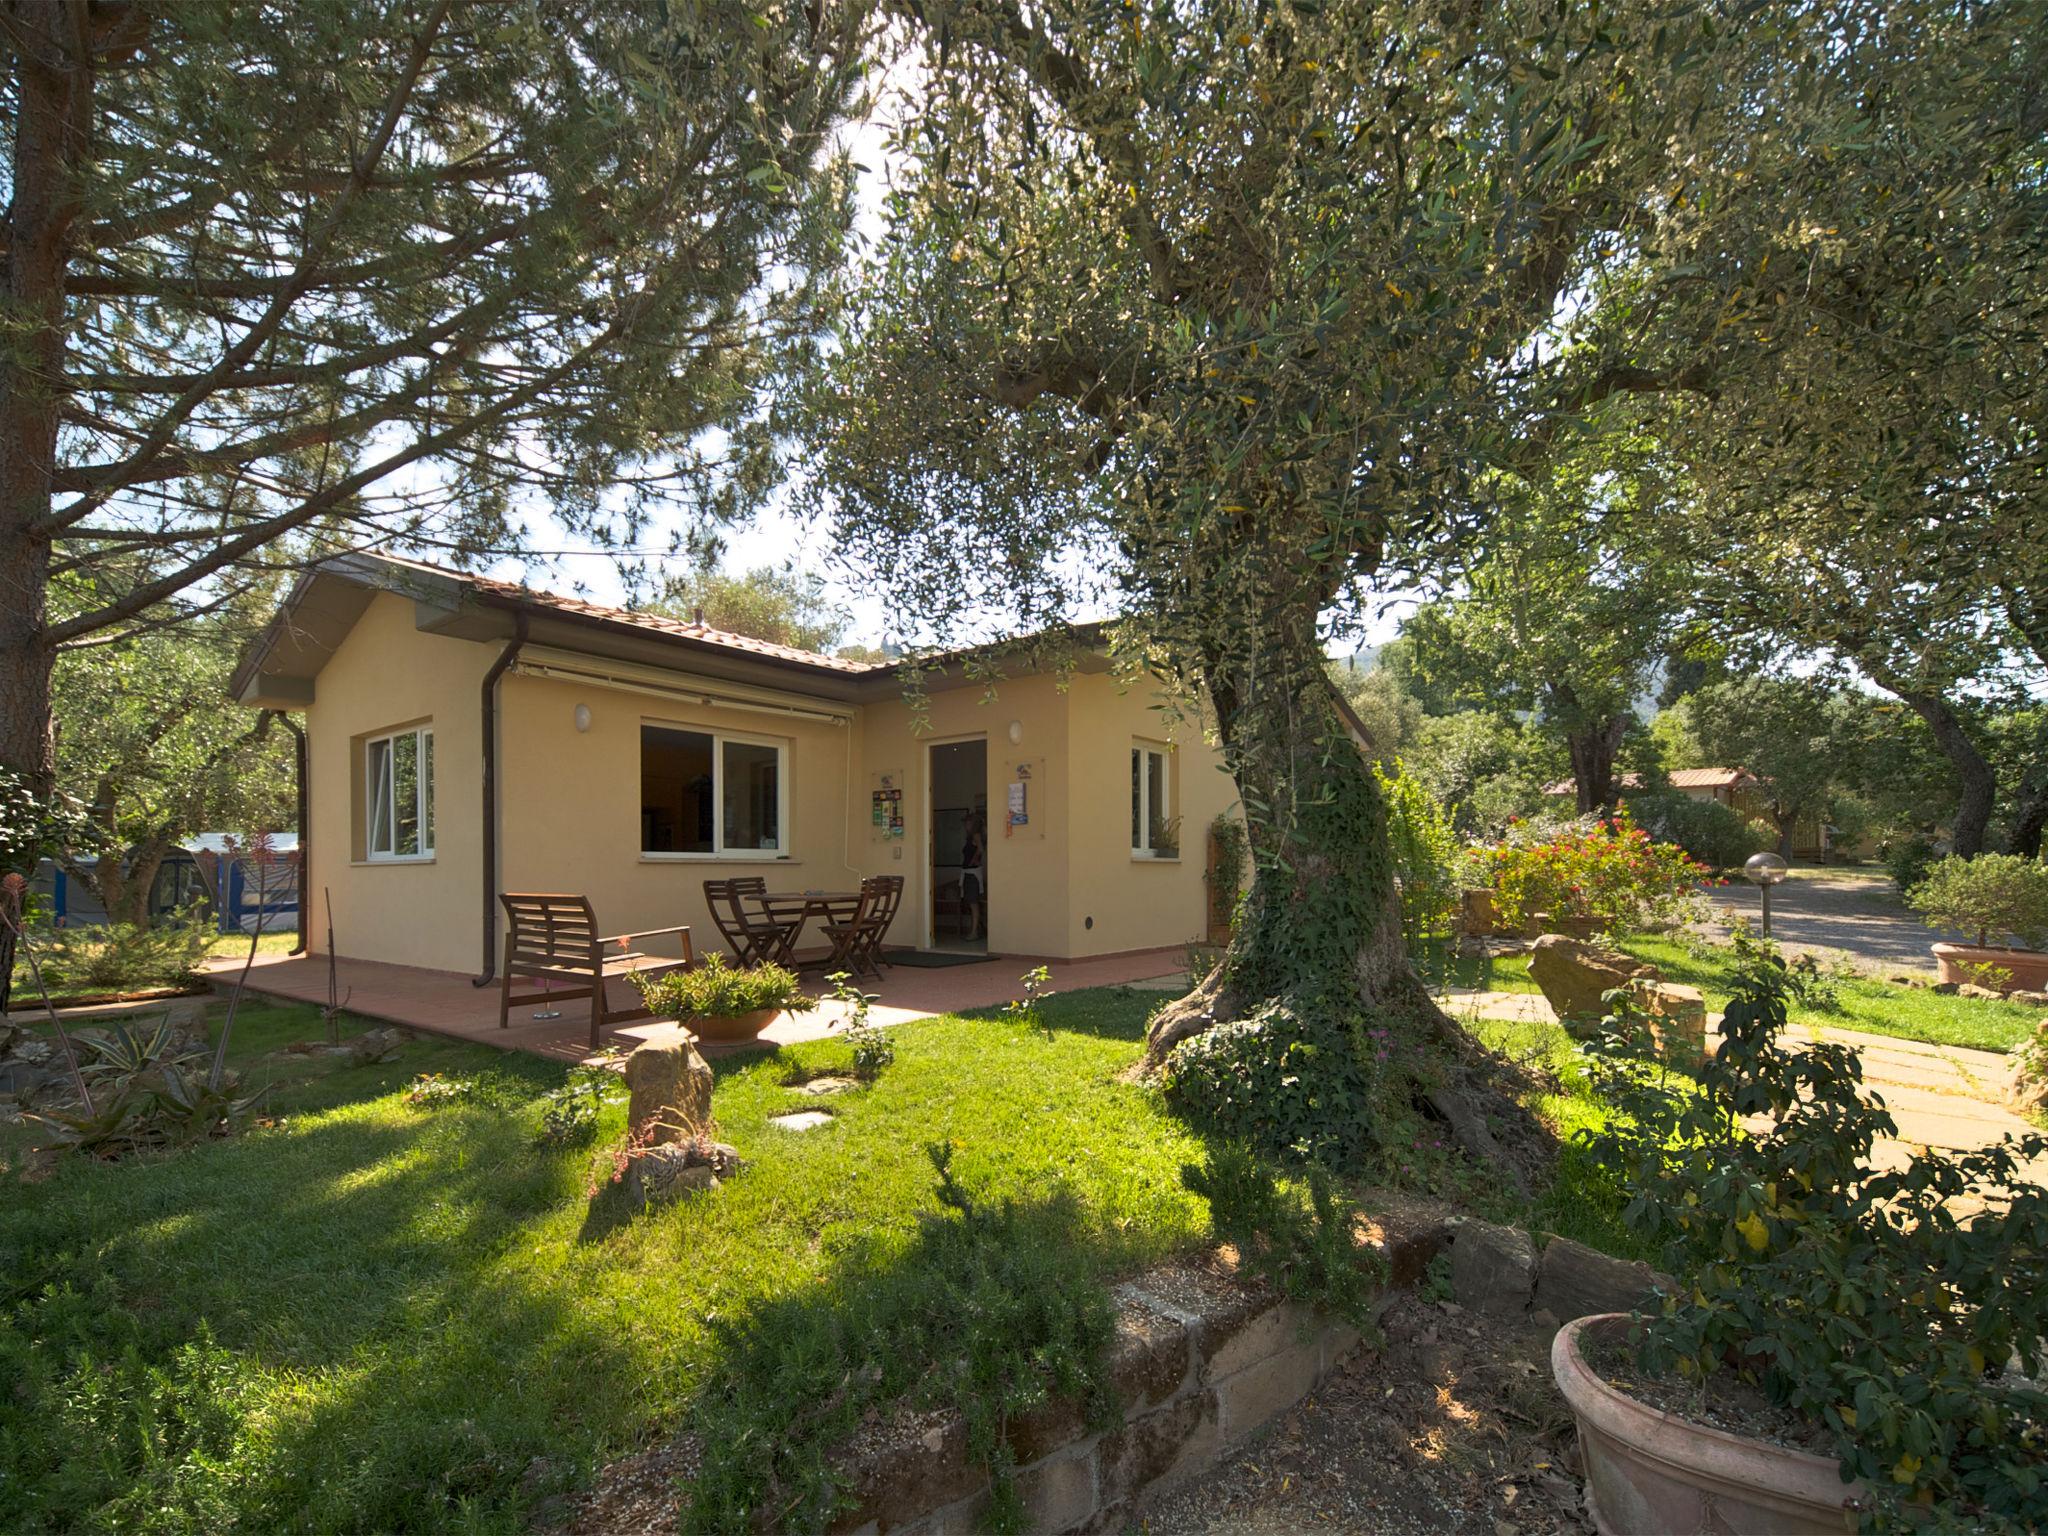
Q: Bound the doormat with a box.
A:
[883,949,1000,969]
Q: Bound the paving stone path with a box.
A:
[1439,989,2047,1205]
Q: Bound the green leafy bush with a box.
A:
[1473,809,1707,933]
[823,971,895,1078]
[1908,853,2048,950]
[1162,1003,1384,1166]
[1581,927,2048,1529]
[535,1066,622,1148]
[1882,834,1943,896]
[632,952,814,1022]
[1374,759,1460,954]
[24,910,213,994]
[1627,789,1770,871]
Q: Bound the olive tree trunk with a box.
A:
[1140,612,1521,1178]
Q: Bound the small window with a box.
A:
[641,723,785,856]
[1131,743,1177,857]
[366,725,434,859]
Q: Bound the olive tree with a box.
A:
[809,0,1793,1162]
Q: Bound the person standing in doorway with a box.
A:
[961,813,987,940]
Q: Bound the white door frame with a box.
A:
[922,733,988,950]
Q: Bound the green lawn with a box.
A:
[1442,935,2035,1056]
[0,989,1213,1535]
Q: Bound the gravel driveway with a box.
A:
[1700,869,1964,973]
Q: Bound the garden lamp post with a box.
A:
[1744,851,1790,938]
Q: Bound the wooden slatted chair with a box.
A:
[703,877,801,965]
[822,875,905,979]
[498,893,693,1050]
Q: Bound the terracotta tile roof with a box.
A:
[1542,766,1751,796]
[1667,766,1753,790]
[459,569,882,673]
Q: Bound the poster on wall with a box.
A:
[869,770,906,842]
[1003,757,1045,839]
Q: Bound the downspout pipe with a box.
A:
[472,617,528,986]
[274,712,309,956]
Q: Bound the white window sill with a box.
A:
[639,853,795,864]
[1131,853,1182,864]
[353,856,437,866]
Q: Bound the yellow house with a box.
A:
[231,554,1237,977]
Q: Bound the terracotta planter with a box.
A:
[1552,1314,1865,1536]
[689,1006,784,1043]
[1932,942,2048,992]
[1461,888,1500,936]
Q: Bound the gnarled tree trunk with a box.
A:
[1140,609,1527,1183]
[1567,716,1628,814]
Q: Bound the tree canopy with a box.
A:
[0,0,863,784]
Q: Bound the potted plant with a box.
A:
[632,952,815,1043]
[1553,926,2048,1535]
[1907,853,2048,992]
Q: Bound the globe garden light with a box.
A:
[1744,851,1791,937]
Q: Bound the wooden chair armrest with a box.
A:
[599,926,690,946]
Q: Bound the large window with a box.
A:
[641,724,785,856]
[366,725,434,860]
[1131,743,1177,858]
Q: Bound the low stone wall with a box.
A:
[833,1220,1450,1535]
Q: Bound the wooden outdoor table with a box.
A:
[750,891,862,965]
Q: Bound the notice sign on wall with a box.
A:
[870,769,905,842]
[1004,757,1045,839]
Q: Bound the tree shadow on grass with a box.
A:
[675,1159,1128,1535]
[0,1086,640,1535]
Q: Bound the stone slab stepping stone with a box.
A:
[769,1110,835,1132]
[794,1075,859,1096]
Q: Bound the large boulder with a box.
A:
[1634,982,1708,1065]
[1527,934,1661,1031]
[624,1038,713,1146]
[2007,1019,2048,1117]
[1447,1218,1536,1322]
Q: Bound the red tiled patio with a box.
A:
[203,947,1189,1064]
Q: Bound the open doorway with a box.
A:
[928,739,988,951]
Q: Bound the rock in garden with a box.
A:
[2010,990,2048,1007]
[624,1038,713,1145]
[625,1144,718,1208]
[1633,982,1708,1064]
[345,1027,404,1065]
[1447,1218,1536,1322]
[0,1059,55,1099]
[1955,983,2005,1001]
[2007,1021,2048,1116]
[1527,935,1661,1031]
[1532,1236,1674,1329]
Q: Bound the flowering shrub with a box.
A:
[1472,810,1706,934]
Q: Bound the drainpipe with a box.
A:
[273,712,309,956]
[472,616,528,986]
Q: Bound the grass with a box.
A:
[9,928,300,1006]
[0,987,1212,1535]
[1436,932,2035,1056]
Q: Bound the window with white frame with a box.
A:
[365,725,434,859]
[1131,743,1177,857]
[641,723,786,856]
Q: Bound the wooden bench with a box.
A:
[498,893,693,1050]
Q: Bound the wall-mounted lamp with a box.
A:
[573,703,592,733]
[1007,719,1023,746]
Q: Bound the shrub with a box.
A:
[631,952,814,1023]
[1907,853,2048,950]
[1882,834,1943,896]
[24,1015,264,1156]
[824,971,895,1078]
[1626,788,1770,871]
[1162,1003,1383,1166]
[1580,926,2048,1529]
[1472,809,1707,933]
[1375,759,1460,954]
[535,1065,622,1148]
[24,909,213,994]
